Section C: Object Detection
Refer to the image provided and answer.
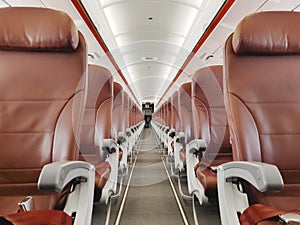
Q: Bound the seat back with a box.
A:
[171,91,181,132]
[166,98,172,128]
[80,65,113,164]
[123,92,130,131]
[0,7,87,215]
[112,82,124,141]
[161,102,167,126]
[224,11,300,210]
[129,99,135,126]
[192,65,231,165]
[179,82,194,144]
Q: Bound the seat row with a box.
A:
[152,10,300,225]
[0,7,144,225]
[152,65,232,206]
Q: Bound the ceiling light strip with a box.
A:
[157,0,236,106]
[71,0,140,105]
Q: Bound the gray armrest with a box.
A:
[217,161,283,225]
[185,139,209,204]
[165,126,170,134]
[126,128,132,137]
[118,131,127,144]
[102,139,118,154]
[169,128,176,138]
[176,132,185,144]
[38,161,95,192]
[38,161,95,225]
[186,139,207,155]
[100,139,120,204]
[218,161,283,192]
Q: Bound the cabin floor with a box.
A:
[92,127,221,225]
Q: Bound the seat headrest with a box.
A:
[113,82,123,97]
[232,11,300,55]
[0,7,79,52]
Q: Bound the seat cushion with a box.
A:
[94,162,111,201]
[2,210,72,225]
[95,162,111,190]
[195,167,217,200]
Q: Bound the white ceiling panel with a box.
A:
[92,0,223,106]
[259,0,300,11]
[0,0,9,7]
[101,1,198,45]
[133,77,168,102]
[7,0,45,7]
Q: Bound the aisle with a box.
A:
[118,128,186,225]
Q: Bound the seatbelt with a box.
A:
[240,204,300,225]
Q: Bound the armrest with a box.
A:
[169,128,176,138]
[38,161,95,192]
[100,139,120,204]
[102,139,119,154]
[38,161,95,225]
[218,161,283,192]
[173,132,185,171]
[165,127,170,134]
[186,139,206,155]
[185,139,209,204]
[176,132,185,144]
[118,131,127,144]
[217,161,283,225]
[126,128,132,137]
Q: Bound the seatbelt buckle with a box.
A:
[279,213,300,223]
[18,196,35,211]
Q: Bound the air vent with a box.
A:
[141,56,158,62]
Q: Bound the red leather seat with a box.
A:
[79,64,113,199]
[193,65,232,199]
[178,82,193,163]
[112,82,124,140]
[167,91,180,153]
[123,92,130,133]
[0,7,87,224]
[221,11,300,225]
[112,82,125,161]
[171,91,181,134]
